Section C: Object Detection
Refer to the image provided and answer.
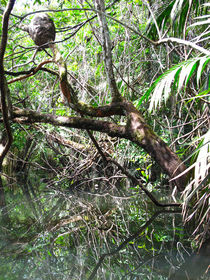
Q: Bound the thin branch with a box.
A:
[143,0,161,40]
[16,6,208,56]
[183,0,193,59]
[5,67,59,77]
[7,60,53,84]
[110,159,181,208]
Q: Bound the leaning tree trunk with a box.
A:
[124,102,186,191]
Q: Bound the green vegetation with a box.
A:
[0,0,209,279]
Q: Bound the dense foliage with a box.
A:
[0,0,209,279]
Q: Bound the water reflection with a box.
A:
[0,184,209,280]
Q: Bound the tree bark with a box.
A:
[123,102,186,190]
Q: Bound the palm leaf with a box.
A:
[145,1,175,39]
[146,0,207,38]
[171,0,185,22]
[182,131,210,229]
[189,5,210,27]
[197,56,210,86]
[194,131,210,188]
[146,55,210,111]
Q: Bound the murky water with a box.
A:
[0,183,209,280]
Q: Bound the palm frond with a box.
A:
[189,3,210,27]
[182,131,210,235]
[145,1,175,39]
[194,131,210,188]
[141,55,210,111]
[171,0,185,22]
[146,0,206,38]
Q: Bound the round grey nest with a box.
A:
[28,13,56,47]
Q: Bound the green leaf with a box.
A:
[171,0,185,22]
[47,251,52,256]
[0,0,7,6]
[147,55,210,111]
[178,60,195,91]
[197,56,210,86]
[163,68,178,103]
[185,60,198,86]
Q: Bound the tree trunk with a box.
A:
[124,101,186,191]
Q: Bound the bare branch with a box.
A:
[7,60,53,84]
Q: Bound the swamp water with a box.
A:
[0,182,209,280]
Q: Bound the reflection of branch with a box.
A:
[143,0,161,40]
[88,210,181,280]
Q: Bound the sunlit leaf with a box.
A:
[185,61,198,86]
[171,0,185,22]
[163,69,176,102]
[194,131,210,187]
[190,19,210,27]
[197,56,210,86]
[147,55,210,111]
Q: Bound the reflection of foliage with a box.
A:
[0,186,185,280]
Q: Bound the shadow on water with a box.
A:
[0,179,209,280]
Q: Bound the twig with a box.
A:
[8,60,53,84]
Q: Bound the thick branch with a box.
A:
[0,0,15,167]
[9,108,128,138]
[8,106,187,190]
[124,102,187,191]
